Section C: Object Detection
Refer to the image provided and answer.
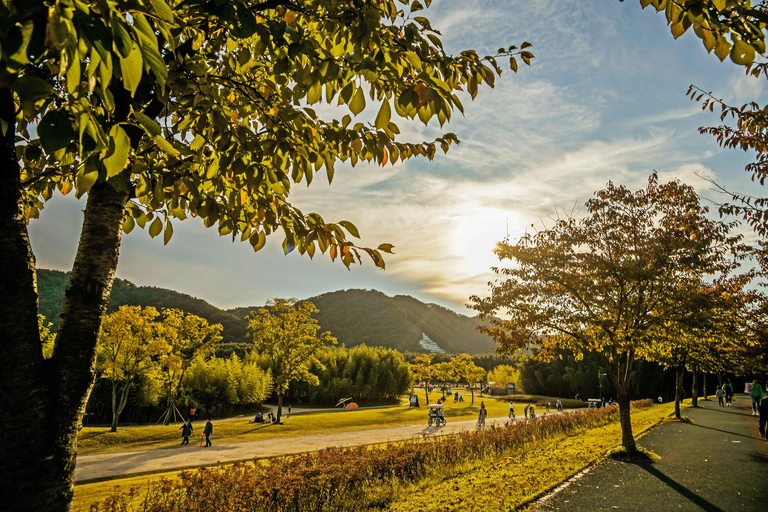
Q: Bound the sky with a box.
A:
[28,0,768,315]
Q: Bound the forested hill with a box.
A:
[37,269,248,352]
[229,289,496,354]
[38,270,494,354]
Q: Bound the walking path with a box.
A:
[530,396,768,512]
[75,411,548,483]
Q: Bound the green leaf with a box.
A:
[163,219,173,245]
[349,87,366,116]
[338,220,360,238]
[111,15,134,59]
[149,0,174,22]
[74,162,99,197]
[103,125,130,178]
[714,36,731,62]
[133,109,162,137]
[377,243,395,254]
[250,230,267,252]
[119,43,143,97]
[375,99,391,130]
[148,217,163,238]
[38,111,75,155]
[123,214,136,234]
[12,76,54,100]
[731,39,755,66]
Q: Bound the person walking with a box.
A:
[546,401,550,413]
[716,386,725,407]
[725,379,734,406]
[478,405,487,427]
[203,418,213,447]
[180,419,193,445]
[524,404,529,419]
[529,405,536,419]
[751,379,764,416]
[509,402,515,419]
[556,398,563,412]
[759,388,768,439]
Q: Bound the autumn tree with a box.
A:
[96,306,168,431]
[249,298,336,423]
[451,353,486,405]
[0,1,532,508]
[470,174,741,454]
[39,313,56,359]
[157,309,223,424]
[487,364,523,394]
[409,353,435,405]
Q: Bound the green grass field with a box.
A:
[78,390,514,456]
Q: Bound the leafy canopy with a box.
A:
[248,298,336,396]
[470,174,742,386]
[5,0,532,268]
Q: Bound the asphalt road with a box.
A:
[530,397,768,512]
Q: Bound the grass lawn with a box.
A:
[77,390,510,456]
[386,402,678,511]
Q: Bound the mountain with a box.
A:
[230,289,495,354]
[37,270,495,354]
[37,269,247,353]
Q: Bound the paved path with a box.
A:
[530,397,768,512]
[76,411,550,483]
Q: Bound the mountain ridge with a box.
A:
[37,269,495,355]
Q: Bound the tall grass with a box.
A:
[90,400,653,512]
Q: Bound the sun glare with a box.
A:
[449,208,519,276]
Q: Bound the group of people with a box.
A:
[715,379,735,407]
[179,418,214,447]
[544,399,564,413]
[249,412,277,424]
[506,400,569,421]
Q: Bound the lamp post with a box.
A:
[598,369,607,403]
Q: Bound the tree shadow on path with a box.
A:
[684,421,756,440]
[636,463,726,512]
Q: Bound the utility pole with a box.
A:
[598,369,607,403]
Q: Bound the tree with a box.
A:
[96,305,168,431]
[157,309,223,424]
[409,353,435,405]
[433,361,456,399]
[487,364,523,394]
[249,298,336,423]
[451,353,486,405]
[470,174,740,454]
[39,314,56,359]
[0,1,532,508]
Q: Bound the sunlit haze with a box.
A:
[28,0,767,314]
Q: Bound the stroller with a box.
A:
[427,403,447,426]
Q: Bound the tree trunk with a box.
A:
[276,393,283,423]
[617,391,637,453]
[0,86,61,511]
[111,382,131,432]
[424,384,430,405]
[111,381,119,432]
[674,366,685,419]
[470,386,475,405]
[691,371,699,407]
[0,165,127,511]
[702,373,708,400]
